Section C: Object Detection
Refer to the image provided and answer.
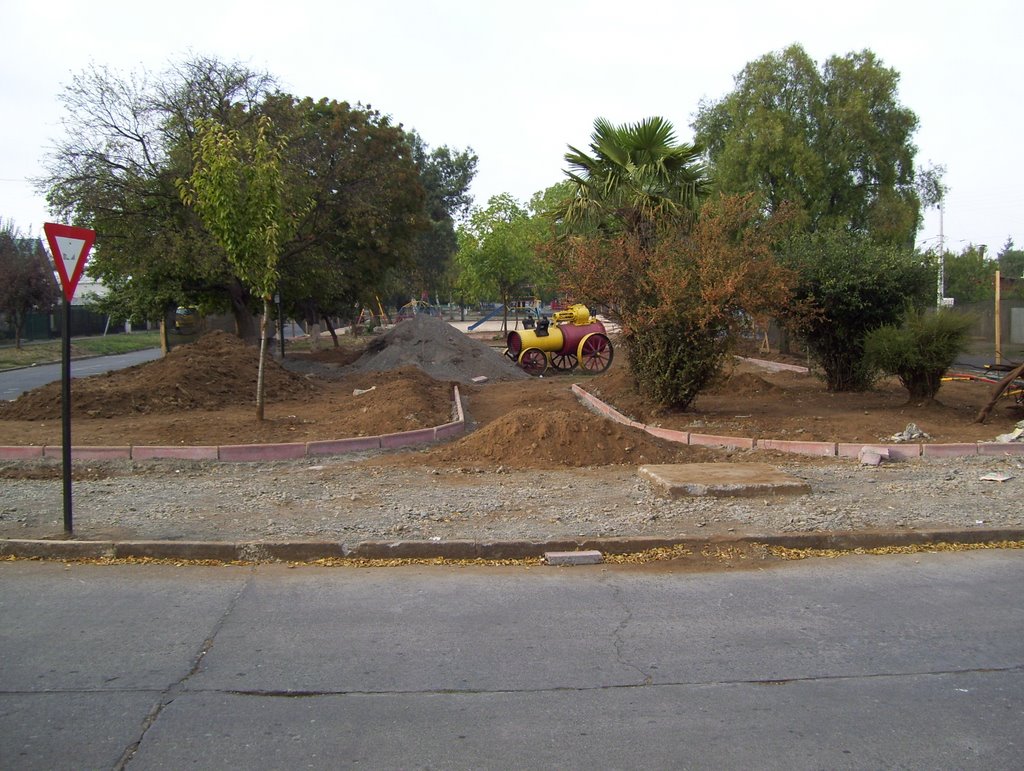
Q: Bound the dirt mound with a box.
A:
[341,315,528,384]
[409,406,714,468]
[0,330,315,420]
[325,366,455,436]
[707,371,783,396]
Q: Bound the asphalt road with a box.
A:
[0,348,163,401]
[1,550,1021,769]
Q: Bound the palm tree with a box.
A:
[558,116,708,243]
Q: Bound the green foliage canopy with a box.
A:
[781,229,934,391]
[693,44,924,246]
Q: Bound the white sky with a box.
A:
[2,0,1021,256]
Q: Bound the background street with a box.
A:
[1,550,1022,769]
[0,349,163,401]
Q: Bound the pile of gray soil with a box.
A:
[340,315,528,384]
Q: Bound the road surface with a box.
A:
[1,550,1021,769]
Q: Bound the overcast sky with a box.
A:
[2,0,1020,257]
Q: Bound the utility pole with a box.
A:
[936,201,945,308]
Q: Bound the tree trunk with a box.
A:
[256,297,269,421]
[323,316,340,348]
[309,321,321,351]
[227,281,258,343]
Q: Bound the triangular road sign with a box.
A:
[44,222,96,302]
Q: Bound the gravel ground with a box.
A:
[1,451,1020,543]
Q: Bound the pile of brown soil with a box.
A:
[408,406,720,468]
[0,331,316,421]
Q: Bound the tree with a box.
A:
[265,96,428,343]
[944,244,996,304]
[0,222,60,348]
[179,116,297,421]
[405,132,477,298]
[456,194,545,332]
[552,194,797,408]
[997,238,1024,289]
[693,44,925,247]
[781,229,934,391]
[557,116,707,244]
[41,56,277,345]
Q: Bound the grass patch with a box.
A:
[0,331,162,370]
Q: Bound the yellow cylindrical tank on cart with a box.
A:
[505,304,612,375]
[507,326,565,356]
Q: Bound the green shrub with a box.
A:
[863,310,974,400]
[624,319,730,410]
[781,229,934,392]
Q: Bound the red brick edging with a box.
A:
[0,386,466,462]
[570,384,1024,460]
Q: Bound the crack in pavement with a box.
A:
[179,662,1022,699]
[113,569,254,769]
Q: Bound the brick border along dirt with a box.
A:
[1,382,1022,463]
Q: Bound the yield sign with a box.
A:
[44,222,96,302]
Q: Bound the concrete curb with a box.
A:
[2,528,1022,564]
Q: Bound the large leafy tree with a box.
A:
[997,239,1024,297]
[0,221,60,348]
[264,96,428,341]
[41,56,276,345]
[40,56,434,348]
[693,44,925,246]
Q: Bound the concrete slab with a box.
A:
[544,550,603,566]
[639,463,811,498]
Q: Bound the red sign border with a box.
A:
[43,222,96,302]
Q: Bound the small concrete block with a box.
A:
[858,446,889,464]
[43,445,131,461]
[379,427,437,449]
[838,443,919,460]
[639,463,810,498]
[307,436,382,456]
[544,550,603,566]
[471,376,489,383]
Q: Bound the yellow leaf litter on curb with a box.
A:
[2,540,1022,568]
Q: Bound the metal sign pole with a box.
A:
[61,297,73,533]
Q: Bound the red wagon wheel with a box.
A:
[577,333,613,373]
[549,352,578,372]
[518,347,548,376]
